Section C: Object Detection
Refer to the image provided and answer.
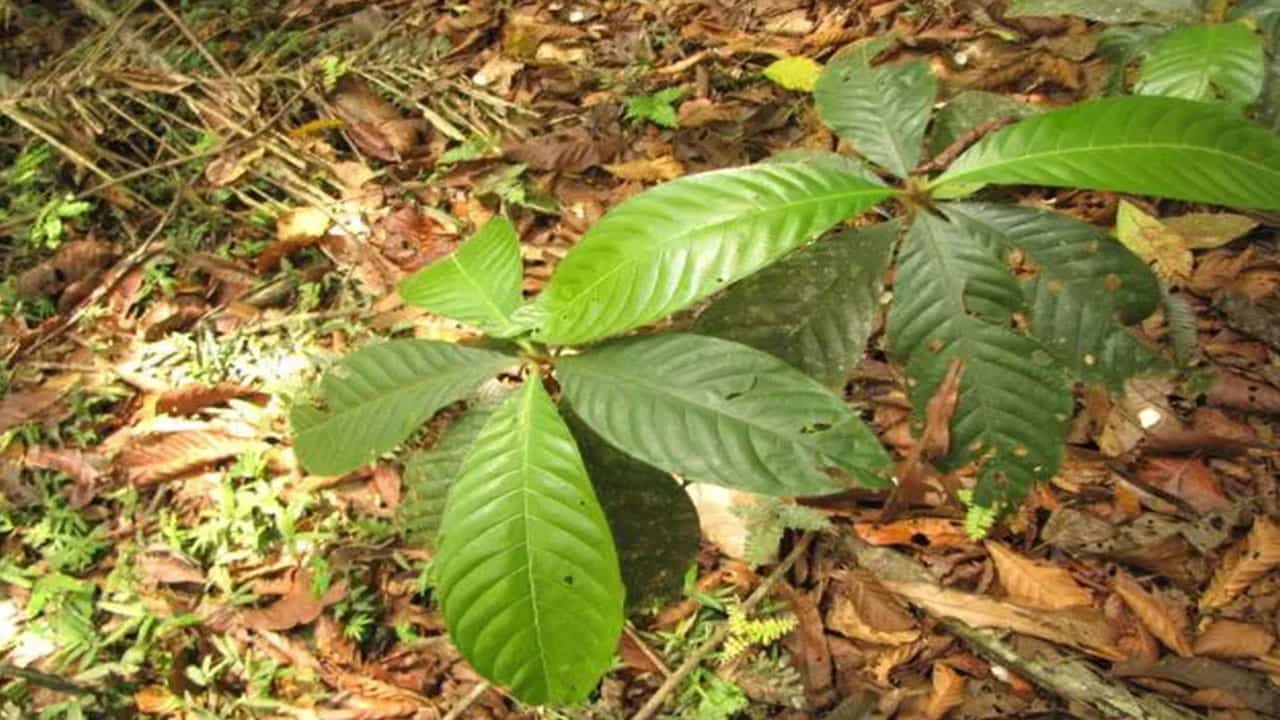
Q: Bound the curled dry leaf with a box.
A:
[781,584,834,708]
[157,383,269,417]
[825,570,920,645]
[603,156,686,182]
[1112,569,1193,657]
[1194,620,1275,659]
[985,541,1093,611]
[923,662,967,720]
[1201,516,1280,609]
[854,518,971,549]
[117,429,266,485]
[240,568,348,632]
[868,640,922,687]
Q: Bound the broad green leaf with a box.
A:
[398,399,503,548]
[1006,0,1200,23]
[532,162,895,346]
[566,411,700,610]
[887,213,1073,509]
[1136,22,1265,106]
[929,91,1040,156]
[1235,0,1280,129]
[399,217,524,336]
[693,222,898,388]
[557,333,892,496]
[932,96,1280,211]
[941,203,1166,389]
[763,56,823,92]
[815,38,937,177]
[434,376,624,705]
[1099,25,1172,94]
[290,341,514,475]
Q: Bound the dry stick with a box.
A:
[151,0,235,84]
[441,680,492,720]
[630,532,816,720]
[914,115,1018,175]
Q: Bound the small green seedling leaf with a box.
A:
[624,87,684,129]
[399,216,524,337]
[763,56,823,92]
[434,376,624,705]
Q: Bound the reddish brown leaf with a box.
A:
[1194,620,1275,659]
[1201,516,1280,609]
[117,430,264,485]
[780,583,834,708]
[0,386,68,434]
[1206,368,1280,415]
[503,128,622,172]
[1113,569,1193,657]
[923,662,967,720]
[1134,457,1231,513]
[922,358,964,460]
[825,570,920,645]
[138,552,205,585]
[372,464,401,511]
[134,685,180,715]
[854,518,971,549]
[241,568,348,632]
[330,78,421,162]
[139,297,208,341]
[156,383,269,417]
[986,541,1093,611]
[17,239,115,298]
[23,446,106,506]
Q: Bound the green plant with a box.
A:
[289,33,1280,705]
[624,86,683,128]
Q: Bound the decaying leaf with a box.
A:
[117,429,266,485]
[138,552,205,585]
[1134,457,1231,513]
[1201,516,1280,609]
[1115,201,1193,282]
[0,385,73,434]
[986,541,1093,610]
[329,77,421,162]
[23,446,106,506]
[855,518,971,549]
[922,662,967,720]
[1194,620,1275,659]
[603,156,686,182]
[503,128,623,172]
[204,147,265,187]
[1112,569,1193,657]
[921,358,964,460]
[825,570,920,645]
[1097,377,1180,457]
[1163,213,1259,249]
[1205,368,1280,416]
[156,383,269,417]
[472,55,524,96]
[781,584,834,708]
[134,685,180,715]
[16,238,116,299]
[240,568,348,632]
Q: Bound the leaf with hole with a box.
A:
[1136,21,1264,106]
[557,333,892,496]
[532,161,894,345]
[932,96,1280,210]
[815,37,937,177]
[434,376,624,705]
[399,217,524,336]
[887,213,1073,510]
[941,203,1165,389]
[694,222,898,388]
[290,341,514,475]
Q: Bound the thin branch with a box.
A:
[441,681,491,720]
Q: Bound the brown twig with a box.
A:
[630,532,816,720]
[915,115,1019,175]
[441,681,491,720]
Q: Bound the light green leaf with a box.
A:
[1136,22,1265,106]
[434,376,624,705]
[815,38,937,177]
[941,203,1166,389]
[398,398,504,548]
[1006,0,1200,23]
[694,222,898,388]
[532,162,895,346]
[929,91,1039,156]
[932,96,1280,211]
[557,333,892,496]
[887,212,1073,509]
[399,217,524,336]
[290,341,514,475]
[763,56,823,91]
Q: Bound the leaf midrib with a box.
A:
[447,252,516,332]
[514,383,554,700]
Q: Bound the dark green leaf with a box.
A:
[815,38,937,177]
[290,341,514,475]
[929,91,1040,156]
[940,203,1166,389]
[1136,21,1265,106]
[399,217,524,337]
[533,162,895,345]
[887,213,1073,510]
[1098,25,1172,94]
[434,376,624,705]
[557,333,892,496]
[932,96,1280,211]
[693,222,898,388]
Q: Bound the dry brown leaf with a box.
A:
[471,55,524,96]
[138,552,205,585]
[156,383,269,417]
[868,640,921,687]
[241,568,348,632]
[330,77,420,162]
[1113,569,1193,657]
[503,128,622,172]
[878,579,1123,660]
[1206,368,1280,415]
[188,252,257,287]
[1096,377,1180,457]
[277,206,331,244]
[134,685,180,715]
[1194,620,1275,659]
[603,156,686,182]
[372,464,401,511]
[23,446,106,507]
[781,584,834,708]
[677,98,740,128]
[139,296,208,341]
[0,386,69,434]
[118,430,265,485]
[985,541,1092,610]
[922,358,964,460]
[923,663,967,720]
[1134,457,1231,514]
[1202,516,1280,609]
[854,518,971,549]
[825,571,920,645]
[204,147,265,187]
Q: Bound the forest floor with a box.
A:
[2,1,1280,718]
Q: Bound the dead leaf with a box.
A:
[23,446,105,506]
[1112,569,1193,657]
[1134,457,1231,513]
[685,484,752,560]
[1096,377,1180,456]
[854,518,971,549]
[157,383,269,416]
[503,128,622,172]
[1206,368,1280,415]
[825,571,920,645]
[868,641,921,687]
[923,663,967,720]
[922,358,964,460]
[188,252,257,287]
[330,77,420,162]
[204,147,265,187]
[781,584,834,708]
[603,156,686,182]
[134,685,180,715]
[1201,516,1280,609]
[677,98,739,128]
[117,430,265,485]
[1113,656,1280,716]
[1164,213,1258,249]
[139,296,208,341]
[241,568,348,632]
[17,239,115,298]
[1115,201,1193,283]
[985,541,1093,610]
[472,55,524,96]
[1194,620,1275,659]
[278,206,330,243]
[0,386,70,434]
[138,552,205,585]
[372,464,401,510]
